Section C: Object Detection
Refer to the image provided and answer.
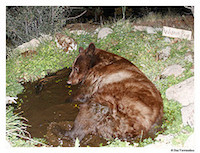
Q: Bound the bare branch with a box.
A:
[66,10,87,21]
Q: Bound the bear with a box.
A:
[52,43,163,143]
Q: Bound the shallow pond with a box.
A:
[16,67,107,147]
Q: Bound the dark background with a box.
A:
[6,6,194,49]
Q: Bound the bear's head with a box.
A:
[67,43,97,85]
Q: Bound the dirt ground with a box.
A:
[64,15,193,33]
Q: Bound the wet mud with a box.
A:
[16,67,107,147]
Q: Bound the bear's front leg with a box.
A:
[66,103,97,141]
[52,102,98,142]
[67,102,110,141]
[50,124,72,141]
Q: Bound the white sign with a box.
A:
[162,26,192,40]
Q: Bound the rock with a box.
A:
[97,27,113,39]
[164,37,171,43]
[184,133,194,148]
[146,27,157,34]
[70,30,88,35]
[154,28,163,32]
[15,34,52,52]
[181,103,194,128]
[158,46,171,60]
[29,39,40,47]
[161,64,185,77]
[185,51,194,63]
[133,26,161,34]
[94,28,101,34]
[38,34,53,42]
[15,38,40,51]
[166,77,194,106]
[133,25,148,31]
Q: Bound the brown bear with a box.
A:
[52,43,163,143]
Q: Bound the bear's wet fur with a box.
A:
[52,43,163,143]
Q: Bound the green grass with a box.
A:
[6,19,194,147]
[6,106,47,147]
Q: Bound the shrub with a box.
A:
[6,6,76,48]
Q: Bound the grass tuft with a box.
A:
[6,106,47,147]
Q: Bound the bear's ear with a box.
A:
[86,43,95,56]
[79,47,84,53]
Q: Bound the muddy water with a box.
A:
[16,67,107,147]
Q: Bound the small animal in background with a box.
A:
[21,50,38,58]
[55,33,77,53]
